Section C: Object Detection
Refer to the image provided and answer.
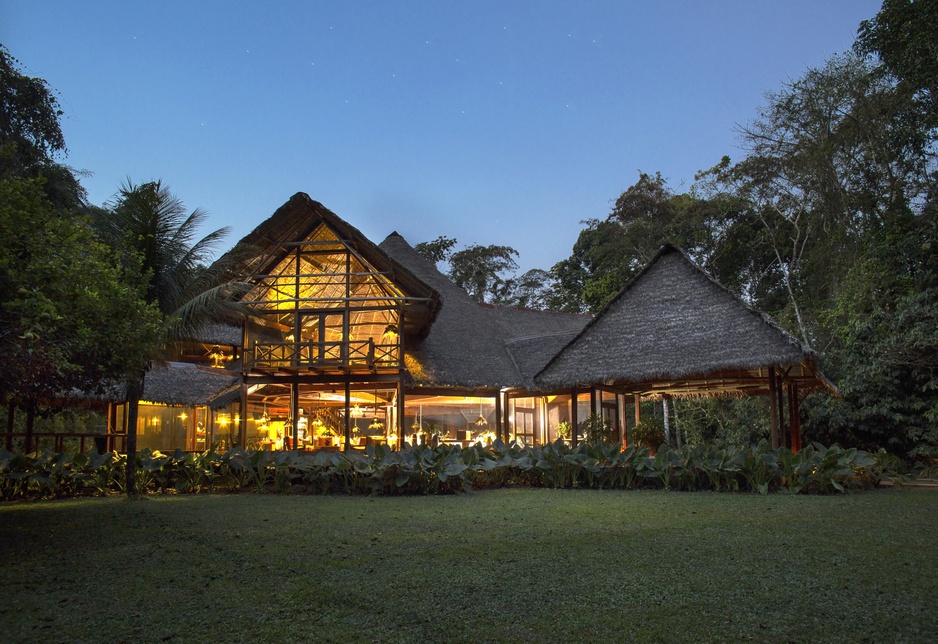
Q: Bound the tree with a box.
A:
[713,45,937,456]
[492,268,556,310]
[447,243,519,303]
[0,177,161,451]
[414,235,457,266]
[856,0,938,121]
[550,172,754,312]
[91,180,249,495]
[0,45,84,209]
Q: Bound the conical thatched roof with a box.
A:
[535,245,834,397]
[142,362,240,408]
[227,193,440,338]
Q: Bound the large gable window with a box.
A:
[243,224,403,371]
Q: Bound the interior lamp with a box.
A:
[475,399,488,427]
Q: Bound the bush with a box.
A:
[630,419,665,450]
[0,440,899,501]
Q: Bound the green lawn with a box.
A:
[1,488,936,643]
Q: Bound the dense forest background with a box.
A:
[2,1,935,461]
[417,1,937,460]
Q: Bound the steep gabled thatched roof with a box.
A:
[143,362,240,408]
[535,245,834,397]
[227,193,440,338]
[379,233,531,389]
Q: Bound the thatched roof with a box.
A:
[189,322,242,347]
[378,234,591,391]
[142,362,240,408]
[506,331,582,390]
[225,193,440,338]
[379,233,525,389]
[535,245,834,397]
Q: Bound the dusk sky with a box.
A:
[4,1,881,272]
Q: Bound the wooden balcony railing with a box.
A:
[246,339,401,370]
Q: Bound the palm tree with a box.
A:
[93,179,249,496]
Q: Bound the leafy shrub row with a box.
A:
[0,440,895,501]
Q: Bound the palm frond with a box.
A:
[166,282,252,341]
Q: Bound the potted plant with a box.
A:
[423,422,445,448]
[555,421,572,442]
[316,424,337,447]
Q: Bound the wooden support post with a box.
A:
[289,382,299,451]
[768,367,779,448]
[238,381,248,448]
[776,371,786,449]
[618,393,627,449]
[397,379,405,450]
[344,381,351,452]
[634,394,641,426]
[570,387,578,447]
[495,391,503,443]
[788,383,802,452]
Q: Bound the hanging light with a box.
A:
[382,323,398,340]
[475,398,488,427]
[208,344,231,369]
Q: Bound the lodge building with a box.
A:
[113,193,833,453]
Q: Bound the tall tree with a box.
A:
[0,177,161,451]
[0,45,84,209]
[550,172,753,312]
[715,42,937,455]
[856,0,938,121]
[447,243,520,304]
[492,269,556,310]
[92,180,249,495]
[414,235,457,266]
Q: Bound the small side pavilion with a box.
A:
[535,245,836,449]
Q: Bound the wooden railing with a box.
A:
[246,339,400,370]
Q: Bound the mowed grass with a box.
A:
[1,488,936,643]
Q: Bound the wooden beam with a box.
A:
[397,377,406,449]
[571,387,578,447]
[768,367,779,448]
[343,381,351,452]
[776,369,786,449]
[495,391,504,443]
[789,382,802,452]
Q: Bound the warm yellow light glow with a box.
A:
[208,344,231,369]
[179,412,188,421]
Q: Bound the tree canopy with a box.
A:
[0,45,84,209]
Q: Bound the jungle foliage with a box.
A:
[0,439,895,502]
